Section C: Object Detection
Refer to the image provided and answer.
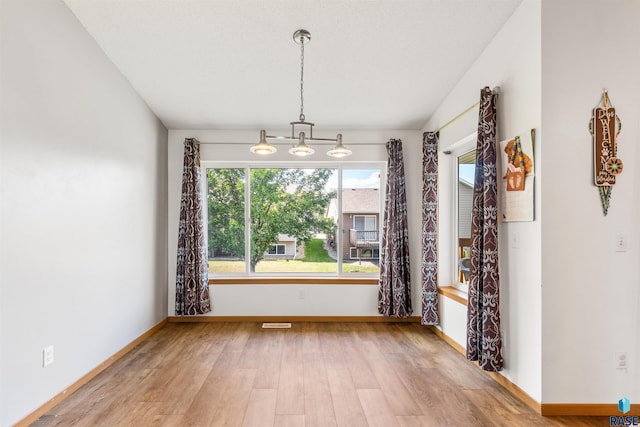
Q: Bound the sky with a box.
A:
[326,168,381,190]
[459,164,475,185]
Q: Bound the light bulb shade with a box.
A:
[289,132,315,156]
[326,134,352,158]
[250,130,277,155]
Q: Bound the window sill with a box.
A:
[438,286,468,305]
[209,277,379,285]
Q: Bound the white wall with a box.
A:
[541,0,640,404]
[167,129,422,316]
[423,0,542,401]
[0,1,168,425]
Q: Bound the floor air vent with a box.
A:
[261,323,292,329]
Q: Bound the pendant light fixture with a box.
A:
[251,29,351,158]
[325,134,352,158]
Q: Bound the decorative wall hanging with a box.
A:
[505,136,526,191]
[500,129,535,222]
[590,89,622,215]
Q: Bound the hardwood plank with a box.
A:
[326,368,369,427]
[210,368,257,427]
[97,402,177,427]
[463,389,547,427]
[406,367,495,426]
[340,326,380,389]
[238,327,284,388]
[393,325,439,369]
[360,339,422,416]
[357,388,399,427]
[223,322,254,353]
[276,329,304,415]
[303,352,338,427]
[318,322,342,353]
[396,415,440,427]
[242,389,277,427]
[182,351,243,426]
[301,322,321,354]
[371,323,410,354]
[382,356,449,424]
[273,414,305,427]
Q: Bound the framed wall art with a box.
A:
[499,129,535,222]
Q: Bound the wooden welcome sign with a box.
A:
[590,90,622,215]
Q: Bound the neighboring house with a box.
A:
[338,188,381,261]
[458,176,473,283]
[263,234,303,260]
[458,176,473,241]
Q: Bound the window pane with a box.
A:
[365,216,376,230]
[206,168,245,273]
[251,168,338,273]
[342,169,381,274]
[457,151,476,285]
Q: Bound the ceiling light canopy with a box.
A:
[251,29,351,158]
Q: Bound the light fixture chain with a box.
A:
[299,36,305,121]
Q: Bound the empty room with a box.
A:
[1,0,639,426]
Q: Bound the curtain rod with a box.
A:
[431,86,500,134]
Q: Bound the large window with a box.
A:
[204,165,383,276]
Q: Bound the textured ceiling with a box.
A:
[63,0,523,130]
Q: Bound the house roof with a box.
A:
[277,234,296,242]
[342,189,380,214]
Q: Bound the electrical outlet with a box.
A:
[511,232,520,249]
[43,345,54,367]
[615,352,627,370]
[297,288,305,300]
[615,234,628,252]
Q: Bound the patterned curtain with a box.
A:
[175,138,211,316]
[466,87,503,371]
[421,131,439,325]
[378,139,412,317]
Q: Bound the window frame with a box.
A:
[352,214,377,231]
[201,161,386,278]
[448,133,477,292]
[267,244,287,255]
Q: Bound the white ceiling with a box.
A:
[63,0,523,131]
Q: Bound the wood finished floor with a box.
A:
[33,322,607,426]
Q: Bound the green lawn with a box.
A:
[208,238,379,273]
[208,259,378,273]
[300,238,334,262]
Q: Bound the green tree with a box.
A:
[206,168,245,259]
[207,167,336,272]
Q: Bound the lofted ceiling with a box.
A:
[63,0,523,131]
